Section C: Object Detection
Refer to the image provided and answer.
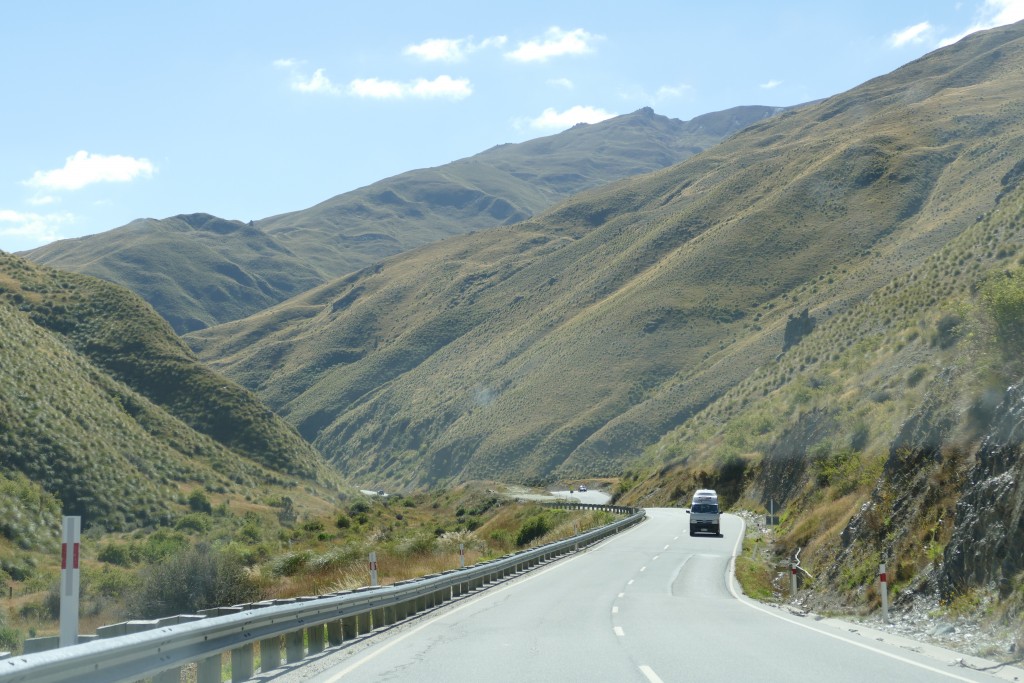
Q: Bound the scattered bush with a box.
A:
[98,543,138,567]
[187,489,213,514]
[175,513,212,534]
[132,544,262,619]
[515,515,550,547]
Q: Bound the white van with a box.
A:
[688,489,720,536]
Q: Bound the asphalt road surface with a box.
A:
[264,509,1008,683]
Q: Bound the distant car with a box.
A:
[578,484,588,492]
[377,490,386,496]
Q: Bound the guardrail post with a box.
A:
[308,623,326,654]
[286,627,305,662]
[231,643,254,683]
[342,615,358,640]
[357,609,371,635]
[196,654,221,683]
[327,619,343,647]
[372,606,385,628]
[260,635,282,671]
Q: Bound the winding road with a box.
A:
[263,509,1012,682]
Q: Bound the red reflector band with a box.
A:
[880,573,887,582]
[61,543,67,569]
[73,543,80,569]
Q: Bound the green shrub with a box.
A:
[301,519,325,533]
[187,489,213,514]
[515,515,550,547]
[98,543,138,567]
[175,513,212,533]
[138,529,189,563]
[0,608,19,654]
[132,544,261,619]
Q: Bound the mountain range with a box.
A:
[185,21,1024,491]
[22,106,783,334]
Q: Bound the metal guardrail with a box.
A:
[0,504,644,683]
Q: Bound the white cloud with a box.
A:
[889,21,932,47]
[526,105,616,130]
[940,0,1024,46]
[759,79,783,90]
[349,78,406,99]
[548,78,574,89]
[405,38,466,62]
[349,75,472,100]
[24,151,155,192]
[292,68,342,95]
[409,75,472,99]
[655,84,692,99]
[27,194,59,206]
[404,36,507,62]
[273,57,302,68]
[0,209,74,246]
[506,27,601,63]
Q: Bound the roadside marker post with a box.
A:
[790,562,798,597]
[369,552,379,587]
[458,543,465,569]
[879,563,889,622]
[59,516,81,647]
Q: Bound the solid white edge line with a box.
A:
[639,664,665,683]
[725,516,979,683]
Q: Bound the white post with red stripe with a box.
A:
[59,516,81,647]
[458,543,465,569]
[879,563,889,622]
[790,562,798,597]
[369,551,379,587]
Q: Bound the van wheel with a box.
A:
[689,528,695,536]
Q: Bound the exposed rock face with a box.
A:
[757,408,836,507]
[941,383,1024,597]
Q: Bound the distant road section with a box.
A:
[267,509,1003,682]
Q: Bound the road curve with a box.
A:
[264,509,1000,683]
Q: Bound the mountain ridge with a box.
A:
[22,105,784,334]
[187,20,1024,488]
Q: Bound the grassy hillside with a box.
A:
[23,107,778,334]
[188,22,1024,489]
[619,175,1024,615]
[22,214,324,334]
[0,252,341,538]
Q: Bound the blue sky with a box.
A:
[2,1,1022,253]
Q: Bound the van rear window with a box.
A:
[692,503,718,514]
